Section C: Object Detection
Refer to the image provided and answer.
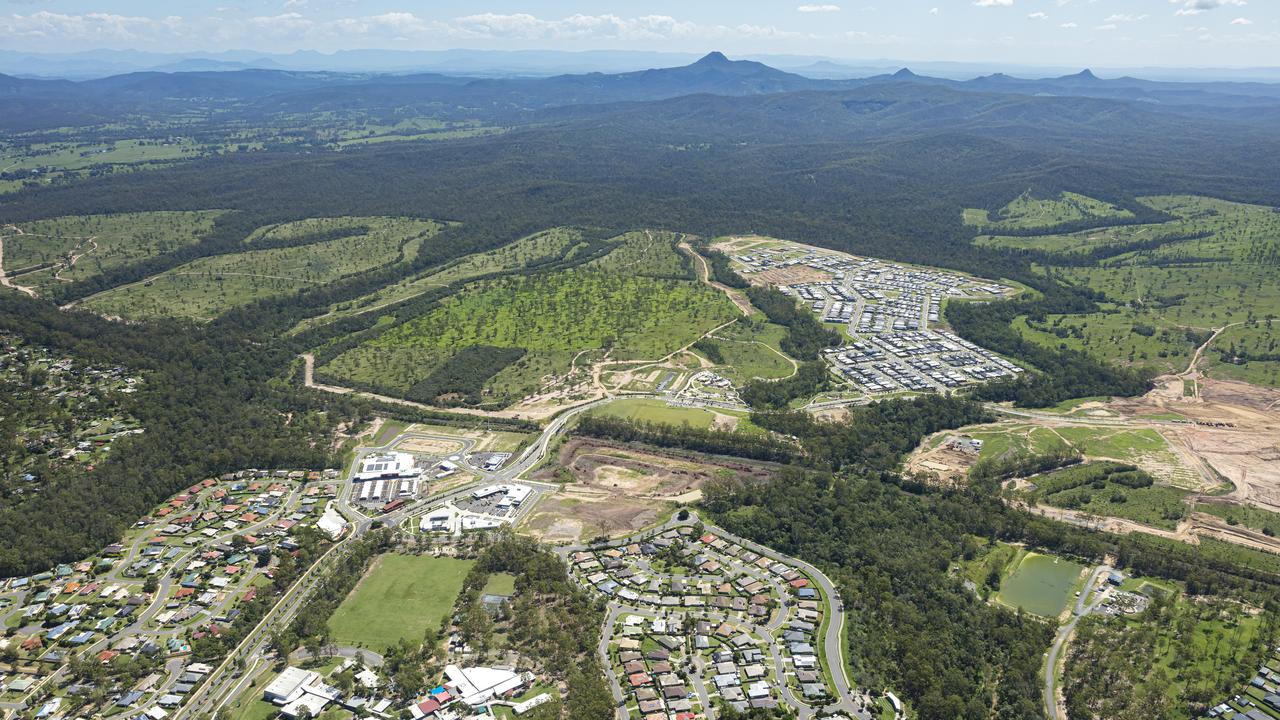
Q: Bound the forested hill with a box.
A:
[5,81,1279,290]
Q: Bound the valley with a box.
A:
[2,42,1280,720]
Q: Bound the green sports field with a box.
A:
[326,554,473,652]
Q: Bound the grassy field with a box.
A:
[582,231,691,278]
[327,554,473,652]
[2,211,224,293]
[965,423,1072,461]
[589,399,717,428]
[319,246,737,406]
[483,572,517,597]
[701,319,796,383]
[1050,426,1199,487]
[995,550,1085,617]
[1207,324,1280,387]
[975,195,1280,384]
[289,227,585,334]
[83,217,439,320]
[964,191,1133,231]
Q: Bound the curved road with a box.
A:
[563,511,870,720]
[1044,564,1110,720]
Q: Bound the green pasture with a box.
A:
[2,211,224,292]
[327,554,473,652]
[978,195,1280,386]
[702,319,796,383]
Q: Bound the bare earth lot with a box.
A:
[521,438,776,544]
[909,373,1280,554]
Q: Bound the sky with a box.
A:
[1,0,1277,68]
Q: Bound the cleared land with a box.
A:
[964,191,1134,231]
[318,235,737,408]
[327,554,473,652]
[977,195,1280,381]
[82,217,439,320]
[523,437,776,543]
[699,318,796,383]
[1022,462,1192,530]
[289,227,585,335]
[1,211,224,293]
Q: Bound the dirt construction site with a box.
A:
[908,373,1280,554]
[520,437,777,544]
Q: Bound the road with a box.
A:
[563,511,871,720]
[1044,564,1111,720]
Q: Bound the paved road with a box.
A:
[1044,564,1111,720]
[566,511,871,720]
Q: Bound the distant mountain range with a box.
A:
[4,47,1280,84]
[2,52,1279,133]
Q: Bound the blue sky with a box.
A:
[1,0,1276,67]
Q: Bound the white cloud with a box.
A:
[929,7,939,14]
[1171,0,1246,16]
[1060,21,1079,27]
[974,0,1014,6]
[796,4,841,13]
[1230,16,1253,24]
[1105,14,1149,22]
[1096,23,1118,30]
[1028,11,1048,19]
[0,10,164,41]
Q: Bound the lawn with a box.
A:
[483,572,516,597]
[327,554,474,652]
[995,551,1085,618]
[83,216,439,320]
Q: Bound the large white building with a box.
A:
[355,452,421,482]
[263,667,339,719]
[444,665,525,706]
[263,667,320,705]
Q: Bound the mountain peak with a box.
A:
[893,68,918,79]
[695,51,732,66]
[1070,69,1099,81]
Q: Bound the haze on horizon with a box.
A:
[1,0,1277,70]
